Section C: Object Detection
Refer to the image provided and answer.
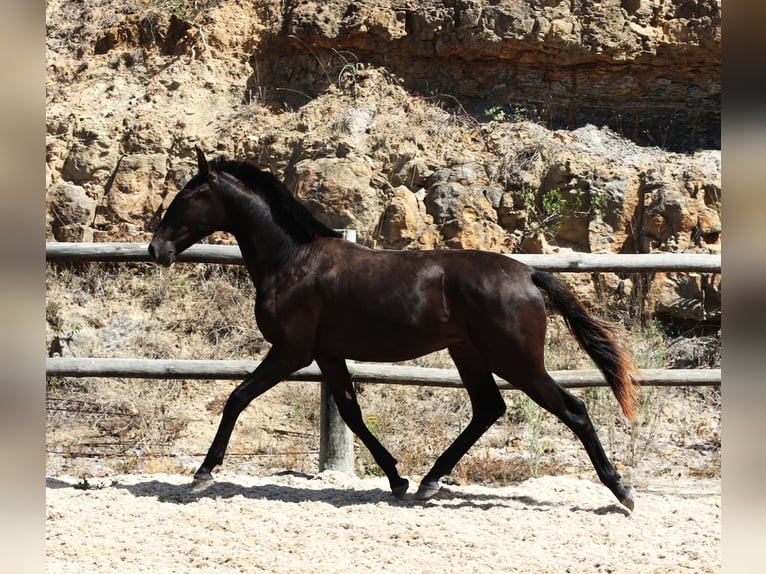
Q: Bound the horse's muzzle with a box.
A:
[148,240,175,267]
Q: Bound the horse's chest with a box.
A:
[253,296,278,340]
[254,291,292,341]
[253,280,316,344]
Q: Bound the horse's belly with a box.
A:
[314,318,460,362]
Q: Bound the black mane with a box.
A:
[210,157,342,243]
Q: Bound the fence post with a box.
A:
[318,229,356,474]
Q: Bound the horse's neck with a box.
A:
[219,174,302,289]
[233,237,267,289]
[227,206,299,291]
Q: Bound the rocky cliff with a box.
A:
[46,0,721,324]
[261,0,720,152]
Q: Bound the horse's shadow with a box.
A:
[53,472,629,515]
[46,477,76,490]
[115,474,397,508]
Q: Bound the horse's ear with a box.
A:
[195,146,209,177]
[195,146,220,189]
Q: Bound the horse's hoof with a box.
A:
[190,473,214,493]
[415,481,440,500]
[620,486,635,511]
[391,479,409,499]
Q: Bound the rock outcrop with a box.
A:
[46,0,721,324]
[259,0,720,152]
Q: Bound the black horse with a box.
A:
[149,148,641,509]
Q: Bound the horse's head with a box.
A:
[149,147,227,266]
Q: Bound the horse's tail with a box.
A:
[530,268,641,421]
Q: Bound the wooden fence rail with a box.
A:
[46,242,721,273]
[46,357,721,388]
[45,241,722,472]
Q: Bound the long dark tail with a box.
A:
[530,268,641,421]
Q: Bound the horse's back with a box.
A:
[317,240,545,325]
[319,240,539,303]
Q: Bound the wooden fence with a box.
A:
[45,242,721,471]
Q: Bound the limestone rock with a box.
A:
[650,273,722,323]
[49,184,97,227]
[61,137,118,184]
[48,184,97,241]
[105,154,168,225]
[378,186,429,249]
[286,158,383,243]
[442,218,511,252]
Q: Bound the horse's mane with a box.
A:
[210,157,342,243]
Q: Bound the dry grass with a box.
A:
[47,377,190,475]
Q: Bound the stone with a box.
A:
[286,157,383,244]
[442,219,510,252]
[52,224,94,243]
[650,272,722,322]
[378,186,426,249]
[48,183,97,228]
[389,158,433,188]
[62,140,117,183]
[424,181,497,226]
[106,154,168,224]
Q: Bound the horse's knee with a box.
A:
[223,386,255,416]
[476,396,506,426]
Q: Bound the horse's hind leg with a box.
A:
[416,343,506,500]
[316,358,409,497]
[500,366,635,510]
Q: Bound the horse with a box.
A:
[149,147,642,509]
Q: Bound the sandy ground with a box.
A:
[46,470,719,573]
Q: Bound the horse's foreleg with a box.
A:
[417,345,506,500]
[193,349,306,489]
[316,358,409,497]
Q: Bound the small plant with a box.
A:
[631,319,667,369]
[118,450,140,474]
[46,300,63,331]
[483,103,543,123]
[47,317,82,358]
[337,62,365,98]
[359,414,384,476]
[509,105,529,123]
[484,105,507,122]
[516,186,607,242]
[519,396,544,477]
[74,477,106,490]
[626,387,662,468]
[584,386,616,452]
